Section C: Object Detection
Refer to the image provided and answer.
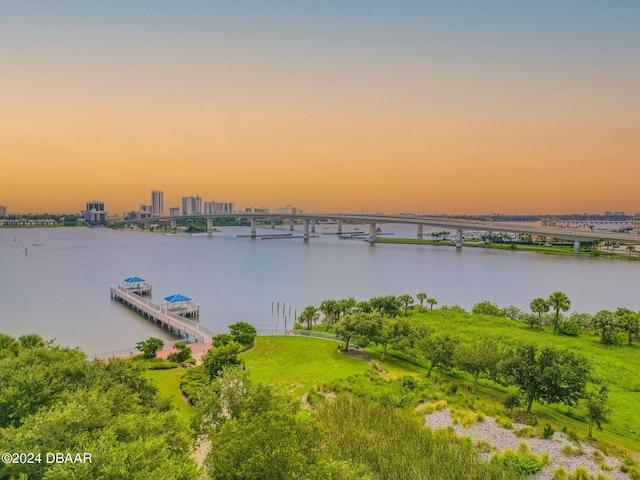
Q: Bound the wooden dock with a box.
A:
[109,286,215,343]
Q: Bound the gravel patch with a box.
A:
[424,408,624,479]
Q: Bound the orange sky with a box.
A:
[1,2,639,215]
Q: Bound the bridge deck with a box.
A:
[109,286,214,343]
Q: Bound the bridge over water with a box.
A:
[131,213,640,253]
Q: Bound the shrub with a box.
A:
[592,450,605,463]
[180,366,211,405]
[569,466,592,480]
[542,423,555,439]
[558,320,582,336]
[476,439,493,453]
[515,426,535,438]
[450,408,484,427]
[495,416,513,430]
[560,445,583,457]
[553,466,569,480]
[627,466,640,480]
[472,301,503,317]
[491,446,549,475]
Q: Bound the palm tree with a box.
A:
[626,245,635,259]
[416,293,427,309]
[427,298,438,310]
[548,291,571,334]
[299,306,319,330]
[529,298,549,330]
[398,294,414,314]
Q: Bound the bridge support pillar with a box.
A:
[310,220,316,233]
[290,219,295,231]
[456,229,463,248]
[271,221,275,229]
[485,230,492,244]
[573,240,580,253]
[207,218,213,235]
[250,218,257,238]
[417,224,424,239]
[369,223,377,242]
[170,220,176,229]
[144,222,150,230]
[337,220,343,235]
[303,220,310,239]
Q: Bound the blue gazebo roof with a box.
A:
[164,294,192,303]
[124,276,146,283]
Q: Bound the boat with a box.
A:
[32,243,43,246]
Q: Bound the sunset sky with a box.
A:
[1,1,639,215]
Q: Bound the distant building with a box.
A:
[275,205,302,215]
[245,207,270,214]
[151,191,164,216]
[139,204,153,218]
[204,201,234,214]
[634,214,640,234]
[0,206,6,217]
[181,196,202,215]
[169,207,181,217]
[83,201,107,225]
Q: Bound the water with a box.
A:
[1,225,638,354]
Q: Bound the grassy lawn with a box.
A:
[141,369,193,421]
[240,336,371,397]
[410,309,640,452]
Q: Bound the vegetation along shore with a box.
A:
[1,294,640,479]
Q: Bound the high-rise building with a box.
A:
[84,201,107,225]
[169,207,180,217]
[204,201,235,214]
[634,214,640,234]
[0,206,6,217]
[181,196,202,215]
[151,191,164,216]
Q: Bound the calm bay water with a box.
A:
[1,225,638,354]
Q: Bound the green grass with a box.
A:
[141,369,193,421]
[408,309,640,452]
[240,336,371,397]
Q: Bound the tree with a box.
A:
[455,338,502,393]
[592,310,617,345]
[18,334,45,349]
[369,295,403,318]
[615,308,639,345]
[334,312,383,351]
[416,293,427,309]
[426,298,438,310]
[337,297,357,319]
[202,341,243,379]
[547,291,571,334]
[419,334,459,377]
[299,305,320,330]
[167,342,192,364]
[319,299,340,325]
[378,317,416,362]
[585,386,610,437]
[529,298,549,330]
[626,245,635,259]
[213,333,234,347]
[136,337,165,359]
[472,301,502,317]
[229,321,257,348]
[196,368,339,480]
[501,344,590,413]
[398,294,414,314]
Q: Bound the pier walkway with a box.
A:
[109,285,215,343]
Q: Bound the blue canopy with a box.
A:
[164,294,192,303]
[124,276,146,283]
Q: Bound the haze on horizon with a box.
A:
[1,1,639,216]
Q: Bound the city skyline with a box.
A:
[1,1,639,215]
